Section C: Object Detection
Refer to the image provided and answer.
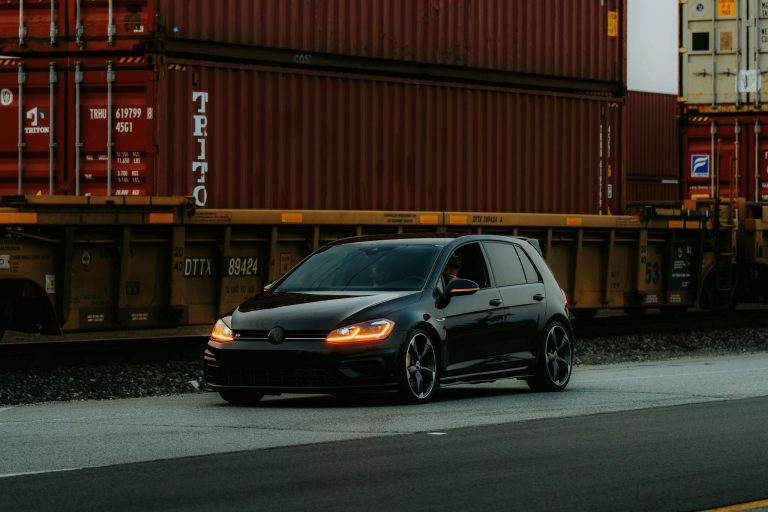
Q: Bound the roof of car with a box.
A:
[329,232,536,247]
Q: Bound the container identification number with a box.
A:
[115,107,143,119]
[225,257,259,277]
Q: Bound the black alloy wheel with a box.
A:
[527,320,573,392]
[399,329,439,404]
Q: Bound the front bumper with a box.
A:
[203,332,404,394]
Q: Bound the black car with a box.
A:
[204,234,573,405]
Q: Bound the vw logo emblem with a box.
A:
[268,326,286,345]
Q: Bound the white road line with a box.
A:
[0,467,80,479]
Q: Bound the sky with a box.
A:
[627,0,678,94]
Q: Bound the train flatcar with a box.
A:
[0,195,765,341]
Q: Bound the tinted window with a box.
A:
[446,243,491,288]
[483,242,527,286]
[276,243,440,292]
[515,245,541,283]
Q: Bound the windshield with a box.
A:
[275,243,441,292]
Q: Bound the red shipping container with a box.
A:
[0,0,626,92]
[624,91,679,179]
[625,180,680,205]
[0,56,623,214]
[682,115,768,202]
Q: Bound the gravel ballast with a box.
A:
[1,327,767,406]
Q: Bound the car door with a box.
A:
[439,242,506,380]
[482,241,546,369]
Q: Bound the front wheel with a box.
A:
[526,321,573,392]
[398,329,439,404]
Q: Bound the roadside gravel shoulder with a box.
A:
[576,327,768,365]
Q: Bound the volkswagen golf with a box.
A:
[204,234,573,405]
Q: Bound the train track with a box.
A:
[571,306,768,339]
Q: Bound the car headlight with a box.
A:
[326,319,395,344]
[210,317,235,343]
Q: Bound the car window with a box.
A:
[447,242,491,288]
[276,243,440,292]
[515,245,542,283]
[483,242,527,287]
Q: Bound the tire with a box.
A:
[218,389,265,406]
[526,320,573,392]
[398,329,439,404]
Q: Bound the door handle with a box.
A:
[533,293,544,301]
[489,298,503,307]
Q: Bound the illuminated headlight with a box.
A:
[210,317,235,343]
[326,319,395,344]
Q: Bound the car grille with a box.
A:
[220,367,338,387]
[236,330,328,341]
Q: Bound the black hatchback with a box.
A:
[204,234,573,404]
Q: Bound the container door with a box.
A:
[0,0,65,53]
[747,119,768,201]
[67,57,155,196]
[683,118,761,200]
[0,59,66,196]
[681,0,741,107]
[753,0,768,105]
[683,119,718,199]
[69,0,153,51]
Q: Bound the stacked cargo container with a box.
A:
[679,0,768,202]
[0,0,627,214]
[623,91,680,204]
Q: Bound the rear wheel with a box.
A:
[218,389,264,406]
[527,321,573,392]
[399,329,439,404]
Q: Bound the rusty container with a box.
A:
[0,0,626,93]
[0,55,624,214]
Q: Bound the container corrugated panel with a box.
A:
[680,0,768,111]
[0,0,627,91]
[625,180,680,204]
[624,91,679,178]
[682,114,768,201]
[0,56,623,214]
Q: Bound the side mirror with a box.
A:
[446,278,480,297]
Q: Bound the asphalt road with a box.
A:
[3,354,768,511]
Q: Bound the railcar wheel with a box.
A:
[399,329,439,404]
[219,390,264,406]
[527,321,573,392]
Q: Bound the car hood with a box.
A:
[231,291,414,332]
